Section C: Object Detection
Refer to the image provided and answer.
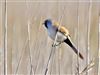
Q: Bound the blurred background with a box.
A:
[0,0,100,75]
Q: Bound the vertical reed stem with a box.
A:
[86,1,92,75]
[77,1,80,75]
[4,0,7,75]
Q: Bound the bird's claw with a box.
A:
[52,42,62,47]
[52,44,58,47]
[52,44,55,47]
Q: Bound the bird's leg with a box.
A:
[52,41,63,47]
[54,42,62,46]
[52,43,55,47]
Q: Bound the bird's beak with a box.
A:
[42,22,44,25]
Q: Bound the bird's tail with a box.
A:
[64,36,84,60]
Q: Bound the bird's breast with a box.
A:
[48,28,67,42]
[48,28,57,40]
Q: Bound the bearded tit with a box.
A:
[43,19,84,60]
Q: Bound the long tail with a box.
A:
[64,36,84,60]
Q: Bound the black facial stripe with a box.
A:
[45,24,48,28]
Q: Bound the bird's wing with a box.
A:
[64,36,84,60]
[59,26,69,36]
[53,22,70,36]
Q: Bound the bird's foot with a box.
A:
[52,42,62,47]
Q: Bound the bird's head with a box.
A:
[43,19,52,29]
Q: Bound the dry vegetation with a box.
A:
[0,0,100,75]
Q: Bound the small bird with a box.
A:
[43,19,84,60]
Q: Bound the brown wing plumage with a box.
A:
[53,22,70,36]
[53,22,84,60]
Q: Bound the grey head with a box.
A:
[43,19,52,29]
